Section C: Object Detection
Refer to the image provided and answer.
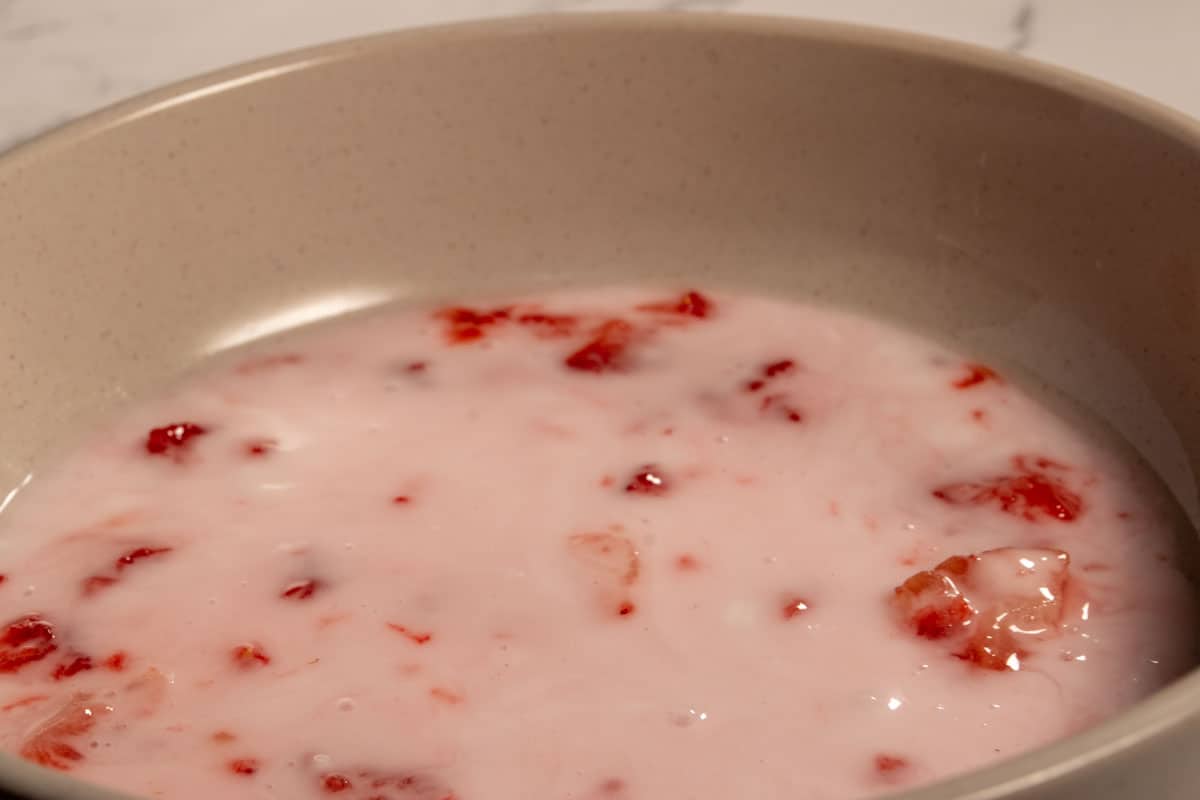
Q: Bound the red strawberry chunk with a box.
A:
[953,362,1002,389]
[893,548,1071,671]
[567,532,641,617]
[322,773,353,792]
[19,693,105,771]
[229,758,260,776]
[320,766,458,799]
[743,358,799,393]
[516,312,579,338]
[81,575,118,596]
[763,359,795,378]
[781,596,812,621]
[231,643,271,669]
[933,455,1083,522]
[875,754,909,774]
[434,306,511,344]
[565,320,635,374]
[636,290,714,318]
[386,624,433,645]
[1,695,49,713]
[892,558,974,640]
[429,687,464,705]
[52,654,93,681]
[145,422,207,455]
[624,464,669,495]
[244,437,278,457]
[281,579,321,601]
[568,533,640,585]
[0,614,57,673]
[115,546,172,571]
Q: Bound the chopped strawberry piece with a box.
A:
[436,307,511,326]
[281,579,320,601]
[145,422,208,455]
[567,532,640,617]
[875,754,910,778]
[933,455,1083,522]
[781,597,811,620]
[953,362,1002,389]
[322,773,353,792]
[737,359,805,424]
[80,547,173,598]
[764,359,795,377]
[1,694,49,713]
[231,643,271,669]
[81,575,118,596]
[434,306,512,344]
[625,464,669,495]
[565,319,635,373]
[636,290,713,318]
[892,563,974,640]
[0,614,57,673]
[759,394,805,424]
[516,312,579,338]
[19,693,105,771]
[956,624,1024,671]
[52,654,93,681]
[567,533,640,586]
[743,358,799,393]
[386,624,433,645]
[243,437,278,457]
[675,554,700,571]
[306,768,456,800]
[115,546,172,571]
[331,767,457,799]
[894,548,1071,671]
[123,668,169,717]
[229,758,260,775]
[430,687,464,705]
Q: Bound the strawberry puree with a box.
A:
[0,287,1194,800]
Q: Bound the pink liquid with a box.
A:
[0,288,1194,800]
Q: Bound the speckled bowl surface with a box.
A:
[2,12,1200,800]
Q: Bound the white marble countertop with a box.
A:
[2,0,1199,153]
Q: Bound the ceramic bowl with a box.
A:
[1,13,1199,800]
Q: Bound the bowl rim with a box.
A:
[1,11,1199,800]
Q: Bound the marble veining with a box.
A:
[0,0,1198,154]
[1008,1,1036,53]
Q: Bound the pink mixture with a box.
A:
[0,287,1194,800]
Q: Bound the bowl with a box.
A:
[1,12,1199,800]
